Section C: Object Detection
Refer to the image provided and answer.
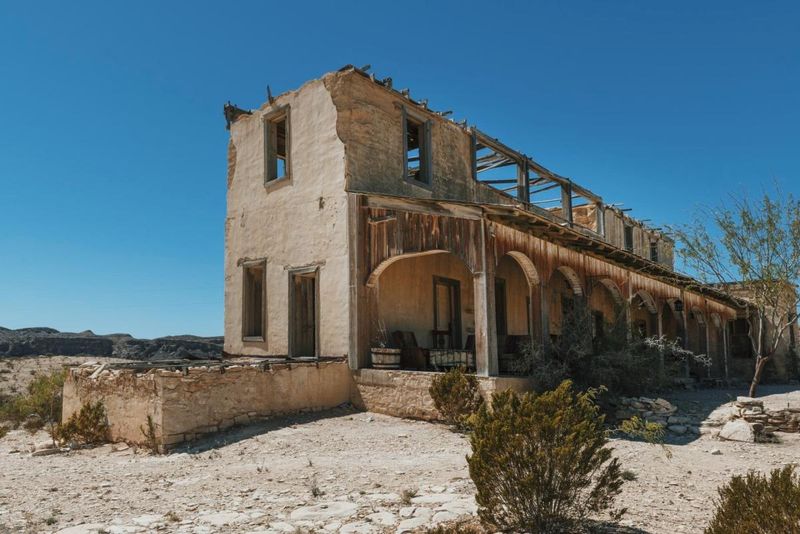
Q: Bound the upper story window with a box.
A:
[264,107,290,184]
[402,107,432,185]
[623,224,634,252]
[649,241,659,262]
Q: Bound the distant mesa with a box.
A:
[0,327,222,361]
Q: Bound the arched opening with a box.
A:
[587,278,625,348]
[661,300,683,343]
[688,308,707,355]
[549,267,584,345]
[368,251,476,370]
[496,252,540,373]
[631,290,658,338]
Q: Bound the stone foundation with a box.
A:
[63,358,352,451]
[63,363,537,449]
[351,369,534,420]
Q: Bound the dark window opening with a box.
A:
[243,262,265,340]
[624,225,634,252]
[730,318,753,359]
[404,110,431,184]
[649,241,659,262]
[265,112,289,183]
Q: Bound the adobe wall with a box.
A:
[351,368,534,421]
[224,74,350,357]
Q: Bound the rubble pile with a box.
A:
[734,396,800,434]
[615,396,698,435]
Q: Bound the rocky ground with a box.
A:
[1,358,799,534]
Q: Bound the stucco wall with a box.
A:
[224,76,349,357]
[351,368,534,421]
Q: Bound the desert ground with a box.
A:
[2,357,799,534]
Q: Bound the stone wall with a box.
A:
[63,359,353,450]
[62,363,162,447]
[351,369,533,421]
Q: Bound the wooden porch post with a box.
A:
[347,194,369,370]
[474,220,498,376]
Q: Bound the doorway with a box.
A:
[290,269,318,357]
[433,276,462,349]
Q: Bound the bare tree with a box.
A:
[669,187,800,397]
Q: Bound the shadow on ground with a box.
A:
[172,405,359,454]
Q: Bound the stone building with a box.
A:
[62,65,798,450]
[222,64,763,382]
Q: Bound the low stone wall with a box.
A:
[65,363,536,449]
[63,359,352,450]
[63,363,162,446]
[351,369,534,420]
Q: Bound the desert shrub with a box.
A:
[618,416,665,445]
[511,341,568,391]
[0,369,65,427]
[705,465,800,534]
[468,380,625,533]
[140,415,160,453]
[429,367,483,431]
[0,425,8,439]
[52,401,109,446]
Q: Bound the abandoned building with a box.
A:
[223,64,798,381]
[63,65,798,449]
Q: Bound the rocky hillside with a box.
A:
[0,327,222,360]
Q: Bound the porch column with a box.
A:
[347,194,370,370]
[474,219,498,376]
[723,320,730,382]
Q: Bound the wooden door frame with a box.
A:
[433,275,462,349]
[288,266,320,358]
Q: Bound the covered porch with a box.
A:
[347,193,742,380]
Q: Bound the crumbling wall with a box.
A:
[326,70,510,206]
[63,360,353,450]
[157,360,352,447]
[63,366,162,446]
[351,368,533,421]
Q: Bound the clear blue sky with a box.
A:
[1,1,798,338]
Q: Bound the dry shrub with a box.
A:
[705,465,800,534]
[468,380,625,533]
[53,401,109,446]
[429,367,483,431]
[0,369,65,427]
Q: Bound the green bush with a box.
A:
[0,369,66,427]
[705,465,800,534]
[429,367,483,431]
[53,401,109,446]
[511,341,568,391]
[467,380,625,533]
